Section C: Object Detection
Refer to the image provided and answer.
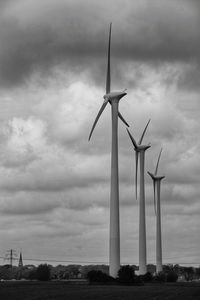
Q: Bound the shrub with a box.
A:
[141,272,153,282]
[166,271,178,282]
[0,265,12,280]
[28,268,37,280]
[117,265,135,285]
[36,264,51,281]
[184,267,194,281]
[87,270,114,283]
[134,275,145,286]
[154,271,166,282]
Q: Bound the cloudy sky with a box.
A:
[0,0,199,267]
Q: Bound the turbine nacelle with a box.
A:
[135,144,151,152]
[147,172,165,181]
[147,149,165,215]
[104,90,127,102]
[157,175,165,180]
[155,175,165,181]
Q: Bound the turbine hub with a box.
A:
[137,145,151,151]
[103,91,127,102]
[155,175,165,180]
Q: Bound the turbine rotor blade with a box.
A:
[135,151,139,200]
[108,100,129,127]
[106,23,112,94]
[118,111,129,127]
[127,128,138,149]
[138,119,151,145]
[147,171,154,179]
[155,148,163,175]
[88,99,109,141]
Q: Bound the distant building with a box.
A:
[18,252,23,268]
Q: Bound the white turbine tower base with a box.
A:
[89,23,128,278]
[148,149,165,274]
[139,150,147,275]
[156,181,162,273]
[127,120,150,275]
[110,99,120,277]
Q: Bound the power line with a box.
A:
[0,256,199,266]
[0,256,108,264]
[4,249,17,267]
[20,258,109,264]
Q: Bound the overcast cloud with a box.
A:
[0,0,199,267]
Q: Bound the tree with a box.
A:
[36,264,51,281]
[0,265,12,280]
[184,267,194,281]
[117,265,135,285]
[196,267,200,279]
[66,265,80,279]
[28,268,37,280]
[80,265,109,278]
[163,264,173,273]
[142,272,153,282]
[154,271,166,282]
[166,271,178,282]
[87,270,114,283]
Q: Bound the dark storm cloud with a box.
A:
[0,0,199,87]
[121,0,200,61]
[0,20,54,86]
[0,0,12,9]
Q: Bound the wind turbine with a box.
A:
[127,120,150,275]
[148,149,165,273]
[88,23,128,277]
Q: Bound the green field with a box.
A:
[0,281,199,300]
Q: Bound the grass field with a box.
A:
[0,281,199,300]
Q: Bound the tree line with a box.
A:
[0,263,199,282]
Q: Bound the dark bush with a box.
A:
[36,264,51,281]
[167,271,178,282]
[0,265,12,280]
[87,270,115,283]
[154,271,167,282]
[141,271,153,282]
[117,265,135,285]
[184,267,194,281]
[28,268,37,280]
[134,275,145,286]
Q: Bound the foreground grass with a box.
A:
[0,281,200,300]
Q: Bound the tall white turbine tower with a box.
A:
[148,149,165,273]
[127,120,150,275]
[89,24,128,277]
